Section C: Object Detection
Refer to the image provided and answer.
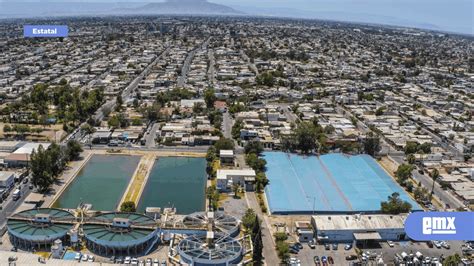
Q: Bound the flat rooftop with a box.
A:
[312,214,407,231]
[263,152,421,214]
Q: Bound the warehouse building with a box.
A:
[311,214,408,245]
[0,171,15,189]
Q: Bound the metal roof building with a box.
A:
[311,214,408,243]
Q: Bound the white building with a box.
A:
[311,214,408,244]
[216,169,256,191]
[0,171,15,189]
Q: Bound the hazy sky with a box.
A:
[0,0,472,34]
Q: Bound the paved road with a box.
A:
[222,111,233,139]
[240,49,259,76]
[207,49,215,84]
[246,192,280,266]
[177,38,210,87]
[145,123,160,148]
[390,155,464,210]
[0,181,33,228]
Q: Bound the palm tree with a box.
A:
[232,183,240,199]
[430,169,440,201]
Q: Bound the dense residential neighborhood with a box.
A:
[0,15,472,266]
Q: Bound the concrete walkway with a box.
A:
[119,153,156,209]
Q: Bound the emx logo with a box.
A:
[406,212,473,241]
[422,217,456,235]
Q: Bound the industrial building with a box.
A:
[7,208,76,250]
[0,171,15,189]
[264,152,421,214]
[311,214,408,244]
[82,212,158,256]
[216,169,256,192]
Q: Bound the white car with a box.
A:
[88,255,95,262]
[434,241,442,248]
[81,254,88,262]
[74,253,81,261]
[131,258,139,265]
[387,240,395,247]
[124,256,132,264]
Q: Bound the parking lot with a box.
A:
[287,240,466,265]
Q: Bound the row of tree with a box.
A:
[30,140,83,193]
[242,209,263,265]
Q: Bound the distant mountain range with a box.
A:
[0,0,470,35]
[123,0,242,15]
[0,0,242,18]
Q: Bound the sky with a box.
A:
[0,0,472,35]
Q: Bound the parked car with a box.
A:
[344,243,352,250]
[289,248,299,254]
[328,256,334,264]
[313,256,320,263]
[441,241,450,249]
[434,241,442,248]
[294,242,303,250]
[161,260,167,266]
[74,253,81,261]
[131,257,139,265]
[308,240,316,249]
[324,243,330,250]
[346,255,358,260]
[88,255,95,262]
[81,254,88,262]
[387,240,395,247]
[146,258,152,266]
[321,256,327,263]
[332,243,338,250]
[124,256,131,264]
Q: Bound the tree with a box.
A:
[245,153,266,172]
[242,208,256,230]
[380,192,412,214]
[192,102,205,114]
[444,253,461,265]
[293,121,320,154]
[363,132,381,156]
[231,119,244,140]
[115,95,123,111]
[252,217,263,265]
[404,141,419,155]
[48,143,66,178]
[3,124,11,132]
[206,146,217,162]
[30,145,54,193]
[430,169,440,201]
[274,232,288,242]
[214,138,234,151]
[120,201,136,212]
[204,88,216,108]
[395,164,414,184]
[66,140,83,161]
[255,172,269,192]
[276,240,290,262]
[244,141,264,155]
[407,154,416,164]
[232,183,240,198]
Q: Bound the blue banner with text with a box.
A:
[24,25,68,38]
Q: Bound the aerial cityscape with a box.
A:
[0,2,473,266]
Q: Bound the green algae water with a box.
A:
[138,157,206,214]
[53,155,140,211]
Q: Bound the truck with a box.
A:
[12,189,21,201]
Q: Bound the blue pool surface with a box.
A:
[263,152,421,214]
